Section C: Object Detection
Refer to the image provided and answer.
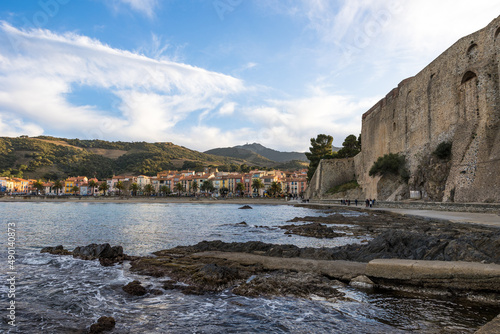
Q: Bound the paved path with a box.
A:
[374,208,500,227]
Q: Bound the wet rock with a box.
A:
[73,243,125,265]
[238,205,252,209]
[89,316,115,334]
[235,221,248,226]
[40,245,72,256]
[233,271,345,299]
[192,263,240,290]
[349,275,375,289]
[279,222,344,239]
[122,280,147,296]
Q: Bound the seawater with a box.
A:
[0,202,498,333]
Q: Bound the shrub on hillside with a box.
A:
[369,153,409,181]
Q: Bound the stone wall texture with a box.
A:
[306,158,356,199]
[312,15,500,203]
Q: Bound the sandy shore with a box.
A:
[0,195,291,205]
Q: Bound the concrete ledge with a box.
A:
[366,259,500,292]
[475,315,500,333]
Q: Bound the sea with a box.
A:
[1,202,499,333]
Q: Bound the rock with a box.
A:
[233,271,345,299]
[191,263,241,291]
[235,221,248,226]
[73,243,123,260]
[72,243,125,265]
[279,222,344,239]
[122,280,147,296]
[89,316,115,334]
[238,205,252,209]
[40,245,72,256]
[349,275,375,289]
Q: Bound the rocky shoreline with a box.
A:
[41,206,500,333]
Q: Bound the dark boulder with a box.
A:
[122,280,147,296]
[40,245,72,256]
[280,222,344,239]
[72,243,125,265]
[238,205,252,209]
[89,316,115,334]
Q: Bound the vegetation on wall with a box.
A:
[433,141,452,160]
[327,180,359,194]
[369,153,409,181]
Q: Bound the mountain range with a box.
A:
[0,136,309,180]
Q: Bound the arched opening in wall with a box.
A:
[461,71,477,84]
[459,71,479,121]
[495,27,500,39]
[393,122,396,132]
[466,43,478,60]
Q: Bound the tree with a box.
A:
[33,180,44,195]
[336,134,361,159]
[219,186,229,198]
[53,180,63,196]
[129,183,140,196]
[174,182,184,196]
[191,181,199,194]
[268,181,282,197]
[305,134,334,182]
[99,182,110,196]
[143,184,155,196]
[160,185,170,196]
[88,179,98,196]
[71,185,80,195]
[252,178,264,196]
[236,182,245,196]
[200,180,214,194]
[115,181,125,196]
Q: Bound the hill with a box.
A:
[0,136,257,180]
[203,147,276,167]
[234,143,308,162]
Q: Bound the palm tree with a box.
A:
[53,180,63,196]
[33,180,44,195]
[174,182,184,196]
[129,183,140,196]
[88,179,98,196]
[71,185,80,195]
[236,182,245,197]
[143,184,154,196]
[115,181,125,196]
[268,181,282,197]
[251,178,265,197]
[160,185,170,196]
[191,181,199,195]
[99,182,110,196]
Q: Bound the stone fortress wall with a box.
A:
[309,15,500,203]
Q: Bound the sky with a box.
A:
[0,1,500,152]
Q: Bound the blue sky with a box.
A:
[1,0,500,152]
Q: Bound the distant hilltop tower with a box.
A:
[308,15,500,203]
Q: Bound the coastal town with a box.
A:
[0,168,308,198]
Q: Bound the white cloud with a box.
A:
[0,22,244,143]
[112,0,159,18]
[218,102,236,116]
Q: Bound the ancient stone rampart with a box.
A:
[305,158,356,199]
[312,15,500,203]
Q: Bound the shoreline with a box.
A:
[0,195,291,205]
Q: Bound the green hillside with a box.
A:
[203,147,275,167]
[0,136,251,180]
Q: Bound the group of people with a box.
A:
[340,198,376,207]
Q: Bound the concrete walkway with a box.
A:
[374,208,500,227]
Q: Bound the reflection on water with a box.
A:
[1,202,499,333]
